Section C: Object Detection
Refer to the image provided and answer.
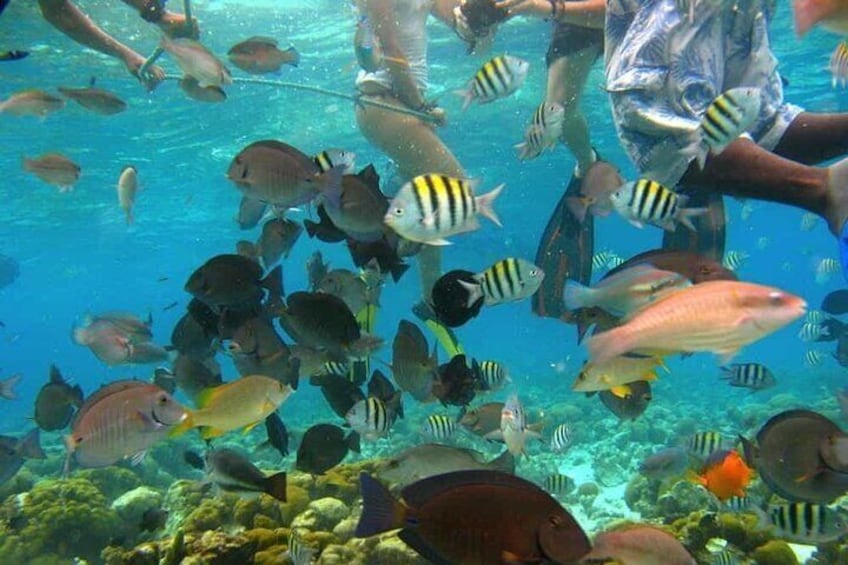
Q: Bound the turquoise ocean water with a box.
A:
[1,0,848,562]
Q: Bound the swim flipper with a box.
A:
[532,168,594,321]
[661,191,726,261]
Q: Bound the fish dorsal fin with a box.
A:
[70,380,152,427]
[49,364,65,384]
[401,469,546,508]
[246,36,278,47]
[357,164,381,188]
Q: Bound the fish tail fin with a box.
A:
[261,264,285,313]
[355,473,406,537]
[168,412,195,438]
[265,471,288,502]
[346,431,361,453]
[317,165,345,209]
[490,449,516,474]
[458,279,484,309]
[19,429,45,459]
[285,47,300,67]
[476,183,505,227]
[0,373,21,399]
[585,327,629,365]
[126,210,134,225]
[514,141,530,160]
[454,87,474,112]
[562,279,592,311]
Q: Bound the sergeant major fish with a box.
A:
[611,178,708,232]
[459,257,544,307]
[384,174,504,245]
[456,54,530,111]
[514,101,564,161]
[691,87,762,169]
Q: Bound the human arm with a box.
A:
[37,0,166,87]
[118,0,199,38]
[365,0,429,110]
[496,0,605,28]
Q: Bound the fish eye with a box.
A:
[393,207,404,216]
[699,265,712,274]
[157,394,169,405]
[767,292,784,305]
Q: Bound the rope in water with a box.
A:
[162,74,439,123]
[138,0,438,123]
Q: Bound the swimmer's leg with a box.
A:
[546,47,601,175]
[773,112,848,165]
[355,95,464,300]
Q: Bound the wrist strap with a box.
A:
[140,0,166,23]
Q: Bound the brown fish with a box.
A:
[173,353,223,401]
[205,447,287,501]
[0,89,64,117]
[73,317,133,366]
[459,401,504,438]
[235,240,260,263]
[227,36,300,74]
[296,423,360,475]
[321,164,388,241]
[34,365,83,432]
[116,166,138,224]
[379,444,514,488]
[65,381,186,470]
[236,196,267,229]
[185,254,283,311]
[583,525,696,565]
[565,160,625,223]
[391,320,437,403]
[257,218,302,268]
[0,429,45,486]
[597,380,652,421]
[306,250,330,291]
[279,291,381,359]
[179,76,227,103]
[160,36,232,88]
[22,153,80,191]
[57,78,127,115]
[227,140,343,210]
[356,470,591,564]
[741,409,848,503]
[317,268,378,317]
[225,314,299,389]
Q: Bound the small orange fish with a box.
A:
[692,449,753,501]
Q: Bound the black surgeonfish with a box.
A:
[739,409,848,504]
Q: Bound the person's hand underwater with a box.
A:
[123,51,166,91]
[158,11,200,40]
[495,0,552,17]
[453,3,498,55]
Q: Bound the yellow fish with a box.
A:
[572,356,666,393]
[170,375,292,439]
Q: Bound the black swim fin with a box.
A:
[661,190,725,261]
[0,50,28,62]
[532,169,594,321]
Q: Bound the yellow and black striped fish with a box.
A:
[285,528,316,565]
[460,257,544,307]
[765,502,848,544]
[346,396,393,440]
[515,101,564,160]
[550,423,572,453]
[422,414,457,440]
[313,148,355,174]
[720,363,776,391]
[472,359,508,391]
[385,173,504,245]
[611,178,706,232]
[543,473,575,495]
[696,87,762,168]
[687,431,725,459]
[458,54,529,111]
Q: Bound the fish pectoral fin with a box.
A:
[428,238,452,246]
[420,211,437,228]
[795,467,825,483]
[129,450,147,466]
[716,348,740,366]
[200,426,226,440]
[501,550,526,565]
[483,430,504,441]
[241,420,262,435]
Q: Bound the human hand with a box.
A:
[159,12,200,39]
[453,5,498,55]
[426,106,447,127]
[495,0,552,18]
[124,51,166,91]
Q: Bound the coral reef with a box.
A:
[0,477,124,563]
